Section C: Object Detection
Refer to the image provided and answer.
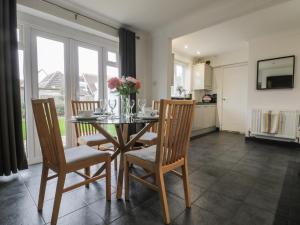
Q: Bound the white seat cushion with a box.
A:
[65,145,109,165]
[131,132,157,142]
[125,145,157,163]
[78,134,108,146]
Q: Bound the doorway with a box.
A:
[219,64,248,133]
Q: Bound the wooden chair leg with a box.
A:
[106,158,111,201]
[51,172,66,225]
[182,162,191,208]
[156,171,170,224]
[84,167,90,188]
[124,158,130,201]
[38,165,49,211]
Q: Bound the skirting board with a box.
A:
[191,127,218,139]
[245,136,300,148]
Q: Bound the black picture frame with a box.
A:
[256,55,295,90]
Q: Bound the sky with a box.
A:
[36,36,102,81]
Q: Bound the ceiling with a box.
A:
[47,0,289,33]
[172,0,300,57]
[48,0,223,32]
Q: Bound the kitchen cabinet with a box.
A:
[192,105,216,131]
[192,63,212,90]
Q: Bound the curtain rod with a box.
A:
[41,0,140,39]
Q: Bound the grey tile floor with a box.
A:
[1,132,300,225]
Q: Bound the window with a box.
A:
[18,49,26,152]
[78,46,99,101]
[36,36,66,144]
[107,51,117,63]
[105,50,119,114]
[174,61,188,94]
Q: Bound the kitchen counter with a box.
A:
[191,104,217,137]
[196,102,217,106]
[196,102,217,105]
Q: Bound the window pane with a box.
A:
[18,49,26,152]
[107,51,117,63]
[17,28,20,42]
[36,36,66,144]
[174,64,185,89]
[106,65,119,114]
[78,47,99,101]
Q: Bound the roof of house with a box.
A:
[38,71,98,97]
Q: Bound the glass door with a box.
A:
[18,49,27,153]
[32,31,68,147]
[76,45,100,101]
[104,50,120,115]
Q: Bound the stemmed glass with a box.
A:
[99,99,107,114]
[138,99,146,114]
[108,99,117,118]
[130,99,135,117]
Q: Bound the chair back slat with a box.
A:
[32,98,65,168]
[156,100,195,166]
[71,100,99,138]
[150,100,160,133]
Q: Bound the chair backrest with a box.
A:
[151,100,160,133]
[71,100,99,138]
[155,99,195,166]
[32,98,65,169]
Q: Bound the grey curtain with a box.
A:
[119,28,137,135]
[0,0,28,176]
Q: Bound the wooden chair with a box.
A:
[124,99,195,224]
[32,98,111,225]
[71,100,117,171]
[131,100,160,146]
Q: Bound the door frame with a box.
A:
[30,29,70,163]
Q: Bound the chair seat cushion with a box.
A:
[78,134,108,146]
[125,145,157,163]
[131,132,157,142]
[65,145,110,165]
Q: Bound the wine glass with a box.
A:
[99,99,107,114]
[108,99,117,118]
[138,99,146,114]
[130,99,135,117]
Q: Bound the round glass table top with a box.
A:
[70,115,159,124]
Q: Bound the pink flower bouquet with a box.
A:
[107,76,141,96]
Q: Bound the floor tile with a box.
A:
[109,204,168,225]
[41,192,87,223]
[0,191,45,225]
[167,180,207,203]
[193,191,243,220]
[174,205,227,225]
[54,206,105,225]
[230,204,274,225]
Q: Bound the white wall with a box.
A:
[150,0,287,100]
[206,48,248,67]
[246,31,300,133]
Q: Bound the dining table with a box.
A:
[71,116,159,199]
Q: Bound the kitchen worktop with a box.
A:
[196,102,217,105]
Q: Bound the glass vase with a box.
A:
[121,95,130,118]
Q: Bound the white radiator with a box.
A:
[250,109,300,142]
